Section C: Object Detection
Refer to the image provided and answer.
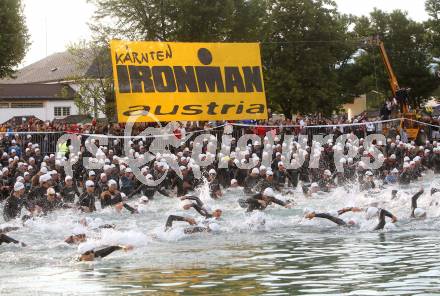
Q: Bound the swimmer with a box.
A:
[65,233,87,245]
[181,195,222,219]
[101,180,138,214]
[79,245,133,261]
[3,182,30,221]
[0,233,26,246]
[164,215,214,234]
[79,218,115,230]
[302,182,320,197]
[243,188,292,212]
[305,207,397,230]
[207,169,222,199]
[410,188,426,219]
[78,180,97,212]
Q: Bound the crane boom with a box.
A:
[378,41,400,97]
[364,35,418,139]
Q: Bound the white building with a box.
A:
[0,50,104,123]
[0,83,79,122]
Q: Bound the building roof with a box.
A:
[0,49,111,84]
[0,83,76,100]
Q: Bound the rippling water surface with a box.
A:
[2,176,440,295]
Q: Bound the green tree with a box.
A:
[425,0,440,57]
[263,0,357,117]
[88,0,266,42]
[350,9,438,107]
[0,0,29,78]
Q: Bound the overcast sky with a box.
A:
[22,0,429,66]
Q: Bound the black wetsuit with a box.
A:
[245,193,286,212]
[182,196,212,218]
[0,233,21,245]
[78,192,97,212]
[128,183,169,200]
[312,208,394,230]
[373,209,395,230]
[3,194,29,221]
[27,186,47,209]
[36,198,69,214]
[314,213,347,226]
[82,246,123,260]
[101,191,137,214]
[399,171,411,185]
[243,175,260,194]
[60,185,80,203]
[165,215,208,234]
[254,178,278,193]
[209,179,221,199]
[410,190,424,218]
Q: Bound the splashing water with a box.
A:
[1,175,440,295]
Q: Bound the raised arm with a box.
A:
[374,209,397,230]
[181,195,203,207]
[165,215,197,229]
[411,189,424,218]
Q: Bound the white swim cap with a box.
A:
[263,187,275,197]
[139,196,149,203]
[14,182,24,191]
[414,208,426,218]
[85,180,95,188]
[366,207,379,220]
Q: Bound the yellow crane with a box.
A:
[365,36,420,139]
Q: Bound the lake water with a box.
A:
[2,176,440,295]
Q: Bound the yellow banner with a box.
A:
[110,40,268,122]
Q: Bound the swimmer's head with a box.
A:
[230,179,238,187]
[262,187,275,199]
[108,179,117,190]
[266,170,274,179]
[414,208,427,219]
[65,175,73,185]
[14,182,25,194]
[139,196,149,204]
[366,207,379,220]
[212,209,222,219]
[47,187,56,201]
[251,168,259,177]
[80,250,95,261]
[65,233,86,245]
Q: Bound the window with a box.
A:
[54,106,70,117]
[11,103,43,108]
